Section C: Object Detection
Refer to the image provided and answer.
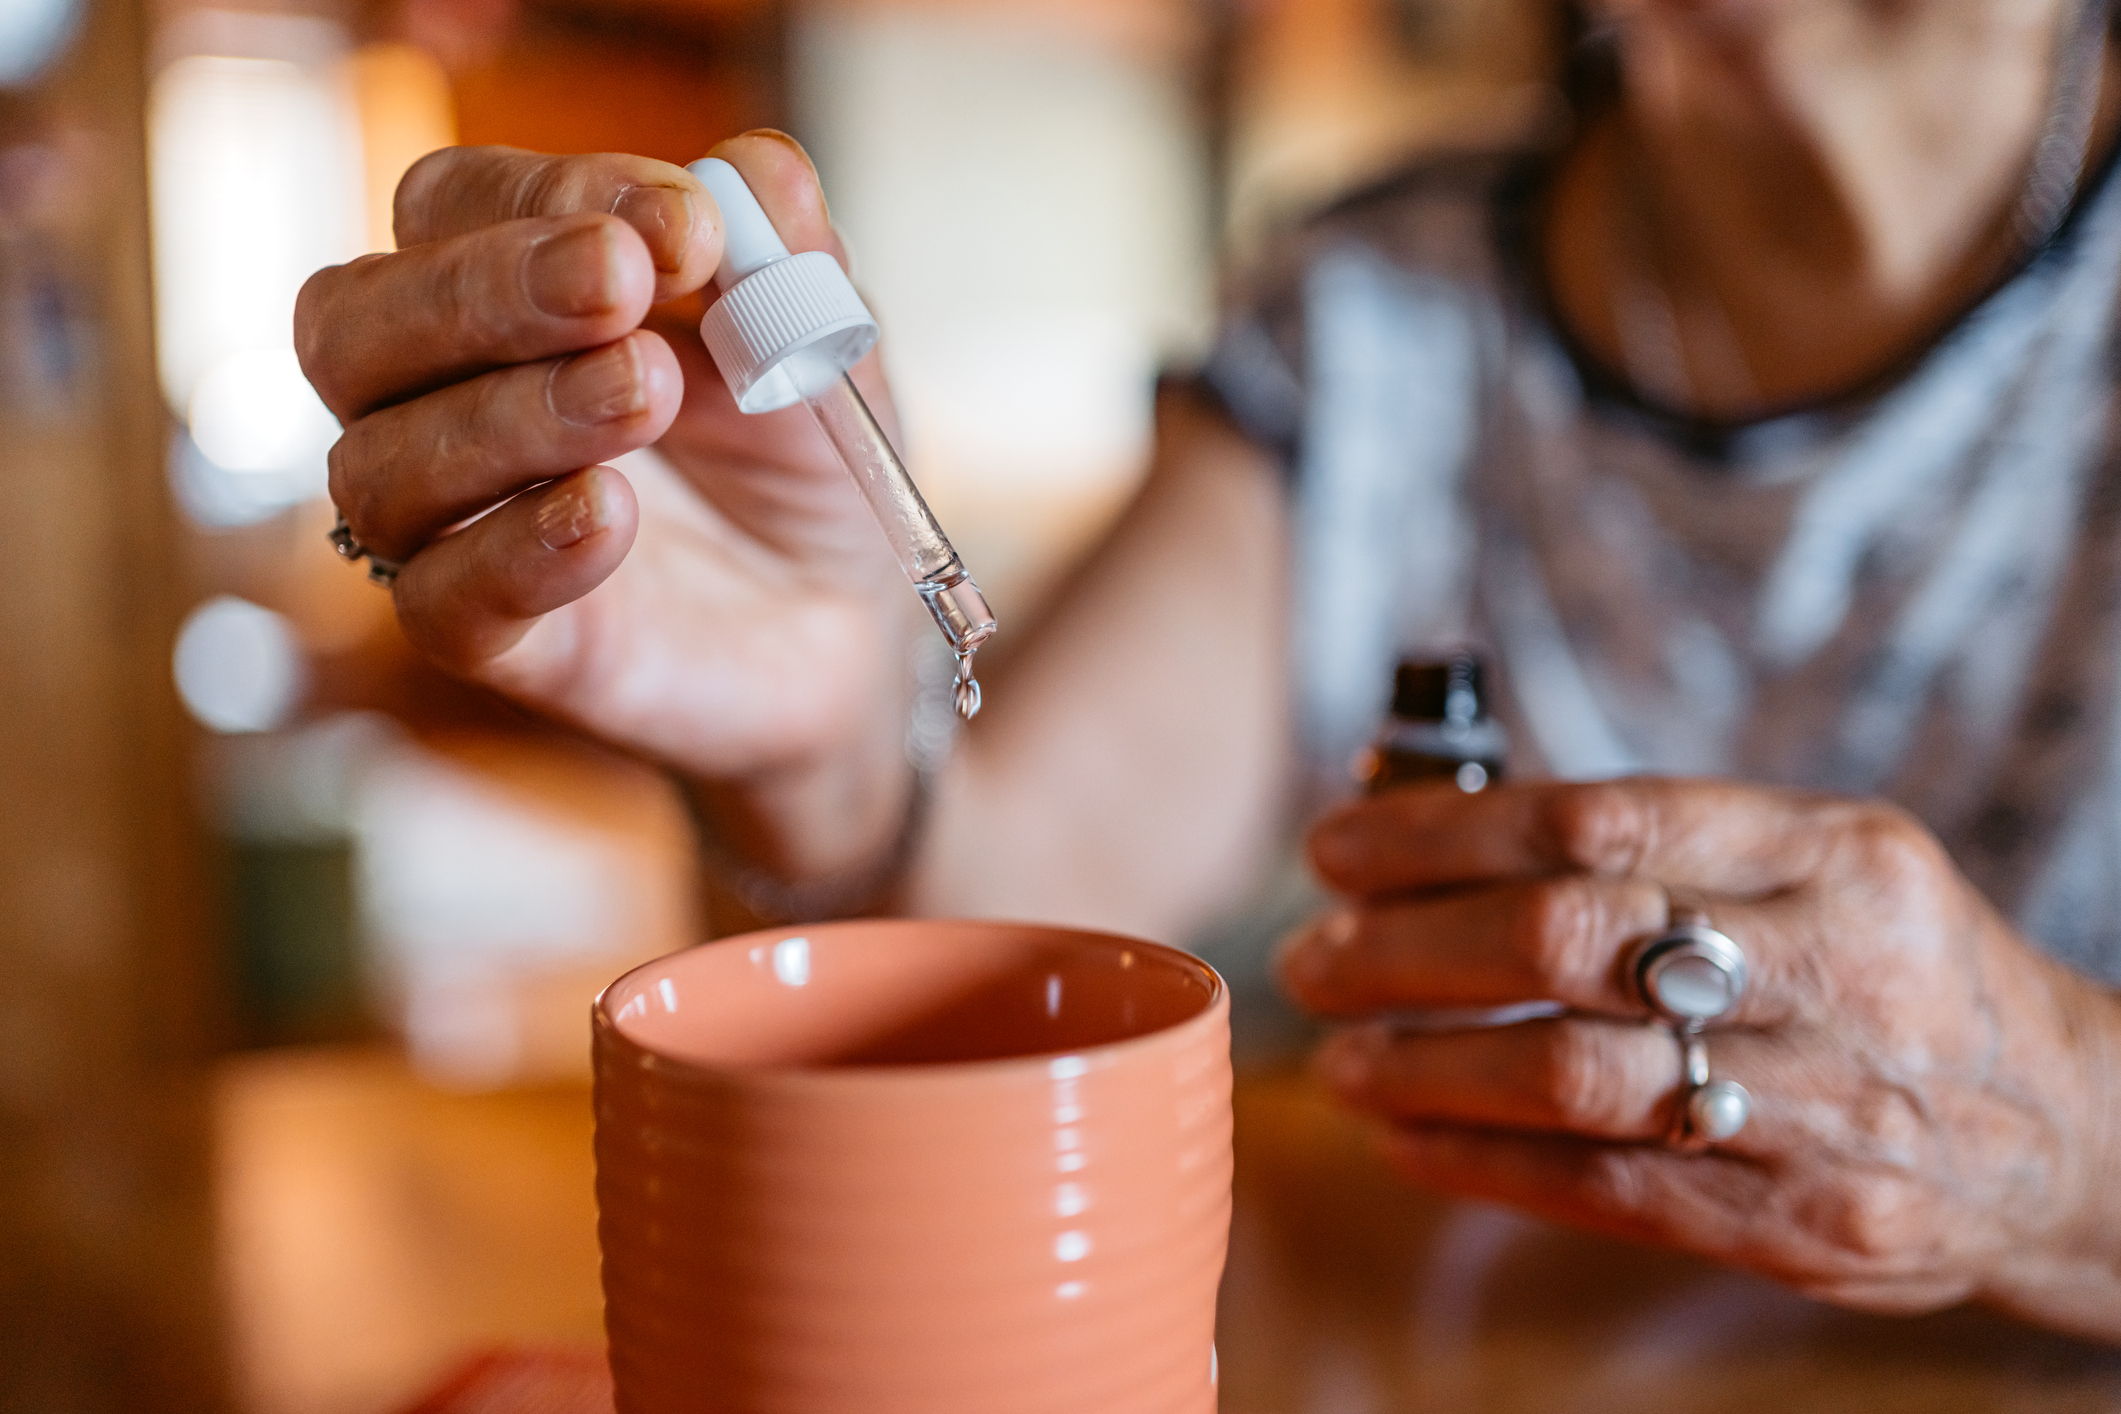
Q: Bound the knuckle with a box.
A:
[392,147,457,245]
[512,153,606,220]
[1521,875,1607,987]
[293,261,357,408]
[508,154,567,217]
[296,253,411,417]
[1811,1175,1926,1265]
[292,266,335,372]
[436,242,505,354]
[1537,1024,1621,1129]
[455,369,515,478]
[1845,1081,1926,1155]
[1542,784,1651,875]
[325,428,386,544]
[1578,1144,1655,1215]
[389,576,453,664]
[324,434,354,519]
[1835,804,1947,899]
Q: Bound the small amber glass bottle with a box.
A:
[1358,653,1507,795]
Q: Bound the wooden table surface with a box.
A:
[215,1048,2121,1414]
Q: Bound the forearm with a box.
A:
[908,389,1296,939]
[675,599,923,913]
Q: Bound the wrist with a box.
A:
[674,633,958,928]
[1981,955,2121,1342]
[684,730,915,881]
[676,754,924,928]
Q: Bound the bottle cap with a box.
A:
[1391,654,1486,723]
[687,157,878,414]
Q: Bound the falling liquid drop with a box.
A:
[953,650,982,722]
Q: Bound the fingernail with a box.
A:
[537,475,608,550]
[1275,936,1325,994]
[612,185,698,274]
[1314,1030,1378,1095]
[549,340,644,426]
[740,128,816,172]
[525,224,620,318]
[1274,911,1354,994]
[1310,820,1364,876]
[733,129,827,214]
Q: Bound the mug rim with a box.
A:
[593,917,1229,1089]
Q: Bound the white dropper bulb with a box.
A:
[691,157,792,292]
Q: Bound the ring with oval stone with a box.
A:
[1627,898,1753,1151]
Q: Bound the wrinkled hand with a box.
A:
[1276,778,2121,1338]
[294,136,909,786]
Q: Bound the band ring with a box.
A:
[328,513,404,586]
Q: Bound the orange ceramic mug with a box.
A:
[592,919,1233,1414]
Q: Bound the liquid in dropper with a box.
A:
[913,565,992,721]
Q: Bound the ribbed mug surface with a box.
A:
[592,919,1232,1414]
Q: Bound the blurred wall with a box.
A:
[450,0,782,163]
[795,0,1211,612]
[1224,0,1561,253]
[0,0,227,1406]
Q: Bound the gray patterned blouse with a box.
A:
[1201,150,2121,986]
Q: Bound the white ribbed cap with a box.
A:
[688,157,878,414]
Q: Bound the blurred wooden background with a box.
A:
[0,0,225,1405]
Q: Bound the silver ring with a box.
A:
[1628,904,1748,1027]
[328,513,403,586]
[1670,1030,1751,1151]
[1631,897,1753,1150]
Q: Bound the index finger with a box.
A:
[1308,778,1841,899]
[395,146,721,300]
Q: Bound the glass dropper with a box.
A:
[688,156,997,719]
[801,372,996,716]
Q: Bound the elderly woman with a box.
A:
[298,0,2121,1339]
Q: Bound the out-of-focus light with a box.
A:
[169,428,325,527]
[173,595,306,733]
[188,347,339,473]
[0,0,82,86]
[148,18,365,526]
[149,43,363,414]
[352,747,638,1089]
